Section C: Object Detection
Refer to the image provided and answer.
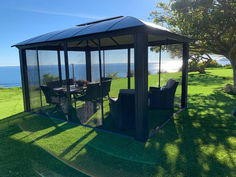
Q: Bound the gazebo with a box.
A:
[13,16,190,141]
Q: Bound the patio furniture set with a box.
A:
[40,75,178,130]
[109,79,179,130]
[41,78,112,115]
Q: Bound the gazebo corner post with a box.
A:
[127,48,131,89]
[181,42,189,109]
[63,42,70,100]
[98,39,105,124]
[103,50,105,78]
[85,50,92,82]
[63,41,72,120]
[36,49,42,108]
[19,48,30,112]
[158,45,162,88]
[134,31,149,142]
[57,49,62,84]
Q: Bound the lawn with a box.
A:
[0,68,236,177]
[0,87,23,119]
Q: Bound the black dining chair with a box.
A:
[62,79,74,86]
[46,80,62,88]
[40,85,67,113]
[101,79,112,97]
[75,82,101,102]
[149,79,179,109]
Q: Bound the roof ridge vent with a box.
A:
[76,16,124,27]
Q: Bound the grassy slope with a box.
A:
[0,87,23,119]
[0,68,236,177]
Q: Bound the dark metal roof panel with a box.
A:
[108,16,144,31]
[14,16,189,47]
[73,16,126,36]
[47,26,88,41]
[25,30,64,44]
[16,30,63,46]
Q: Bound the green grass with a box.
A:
[0,87,23,119]
[0,68,236,177]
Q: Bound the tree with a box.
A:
[150,0,236,84]
[151,44,213,74]
[41,73,59,85]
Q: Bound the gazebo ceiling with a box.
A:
[13,16,190,49]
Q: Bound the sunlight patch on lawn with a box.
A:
[227,137,236,148]
[164,143,179,164]
[200,144,236,169]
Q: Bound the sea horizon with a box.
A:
[0,59,230,88]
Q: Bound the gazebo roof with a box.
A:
[14,16,190,48]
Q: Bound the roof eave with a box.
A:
[12,26,144,49]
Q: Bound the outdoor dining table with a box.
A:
[53,85,87,109]
[53,85,86,98]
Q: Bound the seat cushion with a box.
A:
[161,86,167,91]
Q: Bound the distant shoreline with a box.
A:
[0,59,230,88]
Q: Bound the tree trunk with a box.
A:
[233,67,236,86]
[230,62,236,86]
[198,67,206,74]
[229,45,236,86]
[198,59,211,74]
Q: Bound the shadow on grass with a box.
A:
[0,89,236,177]
[0,112,87,177]
[166,89,236,176]
[66,89,236,176]
[188,73,227,86]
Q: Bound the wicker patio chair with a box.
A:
[149,79,179,109]
[109,89,135,130]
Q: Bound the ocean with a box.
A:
[0,59,229,88]
[0,66,21,88]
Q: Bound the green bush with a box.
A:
[41,73,59,85]
[106,72,119,79]
[224,64,232,69]
[188,60,206,73]
[206,60,221,68]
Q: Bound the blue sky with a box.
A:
[0,0,169,66]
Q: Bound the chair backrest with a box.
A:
[170,81,179,97]
[76,79,90,87]
[118,90,135,112]
[117,89,135,127]
[101,79,112,97]
[119,89,135,96]
[86,82,101,101]
[40,86,53,104]
[46,80,61,88]
[62,79,74,86]
[163,79,179,98]
[149,79,179,109]
[166,79,177,89]
[101,77,112,81]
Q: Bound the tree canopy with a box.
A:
[150,0,236,83]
